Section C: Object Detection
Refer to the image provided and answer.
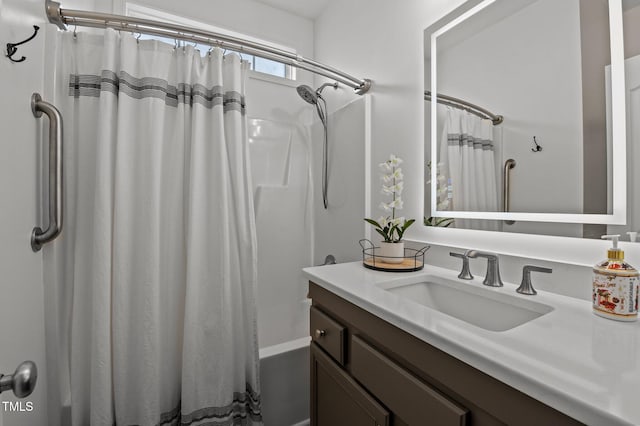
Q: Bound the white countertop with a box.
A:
[303,261,640,426]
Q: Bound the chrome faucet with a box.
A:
[465,250,503,287]
[449,252,473,280]
[516,265,552,295]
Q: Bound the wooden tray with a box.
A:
[359,239,429,272]
[363,257,424,272]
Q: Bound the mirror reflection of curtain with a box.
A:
[438,108,499,230]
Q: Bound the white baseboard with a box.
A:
[291,420,310,426]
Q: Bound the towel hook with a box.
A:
[531,136,542,153]
[6,25,40,63]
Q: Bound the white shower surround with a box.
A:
[250,96,369,349]
[249,93,369,426]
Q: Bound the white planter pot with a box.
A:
[378,241,405,264]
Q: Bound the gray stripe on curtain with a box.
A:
[68,70,246,113]
[150,383,261,426]
[447,133,494,151]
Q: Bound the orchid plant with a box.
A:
[424,161,454,227]
[364,154,415,243]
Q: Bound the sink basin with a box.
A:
[379,276,553,332]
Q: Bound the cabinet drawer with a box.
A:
[351,335,468,426]
[311,342,390,426]
[310,306,345,365]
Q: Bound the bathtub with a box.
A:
[259,336,310,426]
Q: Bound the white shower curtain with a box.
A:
[44,30,261,426]
[438,108,499,230]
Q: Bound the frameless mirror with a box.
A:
[424,0,630,238]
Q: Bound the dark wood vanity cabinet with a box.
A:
[308,281,582,426]
[311,342,390,426]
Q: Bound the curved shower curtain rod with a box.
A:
[425,91,503,125]
[44,1,372,95]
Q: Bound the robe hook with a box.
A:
[531,136,542,153]
[6,25,40,63]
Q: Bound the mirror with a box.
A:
[424,0,630,238]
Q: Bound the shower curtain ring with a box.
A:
[73,25,77,39]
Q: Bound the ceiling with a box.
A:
[253,0,331,20]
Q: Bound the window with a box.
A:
[126,3,296,81]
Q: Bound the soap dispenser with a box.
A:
[593,235,639,321]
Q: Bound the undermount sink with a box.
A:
[379,276,553,332]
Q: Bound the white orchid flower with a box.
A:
[378,161,393,172]
[388,198,403,209]
[437,200,451,209]
[391,168,403,180]
[389,154,403,166]
[382,181,404,195]
[391,216,405,226]
[377,216,390,227]
[379,201,392,212]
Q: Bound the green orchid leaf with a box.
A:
[402,219,415,231]
[364,218,381,229]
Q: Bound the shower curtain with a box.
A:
[438,108,499,230]
[44,30,262,426]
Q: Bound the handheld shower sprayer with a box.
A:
[295,81,338,209]
[296,82,338,105]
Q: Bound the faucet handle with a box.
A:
[450,252,473,280]
[517,265,552,295]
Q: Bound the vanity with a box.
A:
[304,262,640,425]
[303,0,640,424]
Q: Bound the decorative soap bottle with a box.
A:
[592,235,639,321]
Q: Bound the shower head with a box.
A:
[296,85,318,105]
[296,82,339,105]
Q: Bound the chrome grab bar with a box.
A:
[503,158,516,225]
[31,93,63,252]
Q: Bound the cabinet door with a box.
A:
[311,343,390,426]
[351,335,468,426]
